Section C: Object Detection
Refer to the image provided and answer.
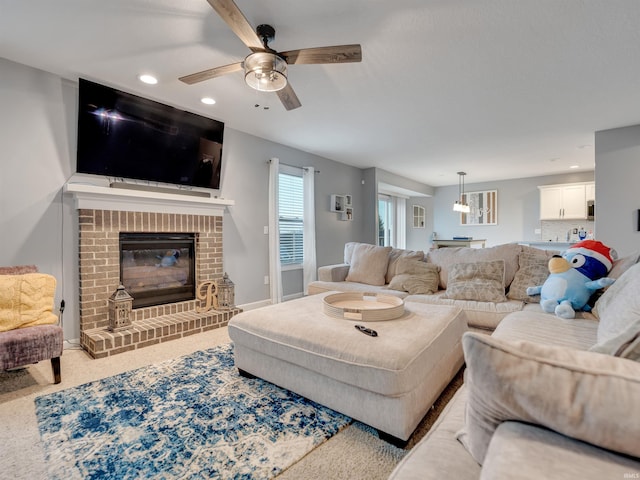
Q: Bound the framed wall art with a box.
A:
[460,190,498,225]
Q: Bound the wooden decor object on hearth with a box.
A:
[196,280,219,313]
[108,285,133,332]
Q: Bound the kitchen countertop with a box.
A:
[516,241,577,250]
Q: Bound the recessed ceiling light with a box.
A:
[138,74,158,85]
[201,97,216,105]
[569,165,579,169]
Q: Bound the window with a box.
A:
[378,192,407,248]
[378,194,393,246]
[412,205,425,228]
[279,171,304,266]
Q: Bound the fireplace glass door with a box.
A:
[119,233,196,308]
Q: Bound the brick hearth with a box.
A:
[77,209,240,358]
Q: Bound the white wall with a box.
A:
[431,172,595,247]
[595,124,640,257]
[0,58,370,340]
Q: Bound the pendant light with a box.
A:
[453,171,471,213]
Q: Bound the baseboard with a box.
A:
[238,299,272,311]
[283,292,304,302]
[64,339,83,350]
[238,293,303,311]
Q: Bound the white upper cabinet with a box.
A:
[539,182,593,220]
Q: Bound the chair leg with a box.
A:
[51,357,61,384]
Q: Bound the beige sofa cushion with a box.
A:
[482,421,640,480]
[343,242,358,264]
[385,249,424,284]
[507,253,550,303]
[444,260,506,303]
[345,244,392,286]
[427,243,521,289]
[457,332,640,465]
[388,258,439,294]
[608,250,640,280]
[590,262,640,361]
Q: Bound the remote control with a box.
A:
[355,325,378,337]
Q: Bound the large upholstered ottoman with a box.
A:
[228,292,468,442]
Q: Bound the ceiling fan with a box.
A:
[179,0,362,111]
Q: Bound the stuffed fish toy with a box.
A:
[526,240,615,319]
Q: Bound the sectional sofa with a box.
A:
[308,242,561,331]
[390,258,640,479]
[309,242,640,478]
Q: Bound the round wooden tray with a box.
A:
[323,292,405,321]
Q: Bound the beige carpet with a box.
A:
[0,326,463,480]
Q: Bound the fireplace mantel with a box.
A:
[65,182,234,215]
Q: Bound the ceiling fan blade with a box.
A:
[206,0,264,51]
[179,62,243,85]
[277,83,302,111]
[280,44,362,65]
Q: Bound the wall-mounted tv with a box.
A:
[76,78,224,190]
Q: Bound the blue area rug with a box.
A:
[35,344,351,479]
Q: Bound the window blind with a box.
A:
[278,172,304,265]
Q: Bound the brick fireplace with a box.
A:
[68,183,239,358]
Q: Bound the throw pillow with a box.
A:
[385,249,424,284]
[587,251,640,308]
[444,260,506,302]
[403,275,439,295]
[506,253,549,303]
[457,332,640,465]
[427,243,521,290]
[345,244,392,286]
[387,273,413,292]
[386,259,440,294]
[343,242,359,265]
[589,262,640,361]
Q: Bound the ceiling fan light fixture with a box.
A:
[244,52,288,92]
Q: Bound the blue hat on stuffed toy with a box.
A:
[563,239,613,279]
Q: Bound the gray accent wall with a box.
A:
[595,124,640,258]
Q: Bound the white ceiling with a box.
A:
[2,0,640,187]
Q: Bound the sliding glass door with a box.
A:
[378,194,393,246]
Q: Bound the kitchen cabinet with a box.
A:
[539,183,592,220]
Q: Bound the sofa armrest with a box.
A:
[318,264,350,282]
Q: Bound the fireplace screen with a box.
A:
[119,233,196,309]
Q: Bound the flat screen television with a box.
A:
[76,78,224,190]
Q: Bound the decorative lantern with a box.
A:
[108,284,133,331]
[216,272,235,311]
